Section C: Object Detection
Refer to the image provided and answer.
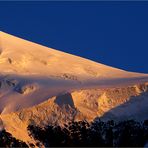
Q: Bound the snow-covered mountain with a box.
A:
[0,31,148,144]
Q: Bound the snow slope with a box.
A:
[0,31,148,114]
[0,31,148,145]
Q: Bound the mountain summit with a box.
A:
[0,31,148,144]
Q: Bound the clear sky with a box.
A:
[0,1,148,73]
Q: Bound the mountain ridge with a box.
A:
[0,31,148,114]
[0,31,148,146]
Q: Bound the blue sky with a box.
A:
[0,1,148,73]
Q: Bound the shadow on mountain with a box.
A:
[0,74,79,114]
[96,91,148,122]
[1,72,148,114]
[54,93,75,108]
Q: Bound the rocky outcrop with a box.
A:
[0,83,148,145]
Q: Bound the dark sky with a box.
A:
[0,1,148,73]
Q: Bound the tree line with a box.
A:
[0,129,28,147]
[28,119,148,147]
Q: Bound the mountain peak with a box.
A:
[0,32,148,146]
[0,32,148,114]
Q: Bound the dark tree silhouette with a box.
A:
[27,119,148,147]
[0,129,28,147]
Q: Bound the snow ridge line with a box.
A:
[0,31,3,55]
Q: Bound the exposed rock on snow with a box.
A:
[1,83,148,144]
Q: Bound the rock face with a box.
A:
[1,83,148,144]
